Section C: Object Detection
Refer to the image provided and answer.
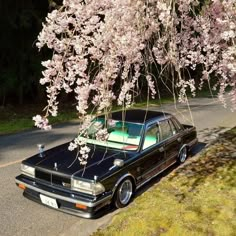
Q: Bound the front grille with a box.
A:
[35,169,71,188]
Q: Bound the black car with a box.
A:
[15,109,197,218]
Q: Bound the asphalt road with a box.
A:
[0,97,235,236]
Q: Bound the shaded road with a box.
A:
[0,97,235,236]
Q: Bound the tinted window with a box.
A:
[83,118,144,151]
[171,117,182,131]
[159,120,173,141]
[143,125,159,150]
[169,119,177,135]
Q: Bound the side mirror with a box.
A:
[113,159,124,167]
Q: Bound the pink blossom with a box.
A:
[32,115,52,130]
[34,0,236,165]
[96,129,109,141]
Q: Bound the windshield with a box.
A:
[82,118,144,151]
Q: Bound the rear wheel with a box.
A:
[114,178,133,208]
[178,146,188,163]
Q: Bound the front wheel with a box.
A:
[114,178,133,208]
[178,146,188,163]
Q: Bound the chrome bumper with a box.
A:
[15,175,112,218]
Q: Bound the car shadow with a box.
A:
[131,142,206,201]
[197,126,228,144]
[168,134,236,193]
[95,141,206,219]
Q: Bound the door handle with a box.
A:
[159,147,165,152]
[177,137,182,142]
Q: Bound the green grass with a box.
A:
[194,89,218,98]
[0,104,78,135]
[93,128,236,236]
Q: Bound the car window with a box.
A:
[159,120,173,141]
[142,125,160,150]
[83,118,144,151]
[168,119,178,135]
[171,117,182,131]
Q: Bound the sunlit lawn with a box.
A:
[94,128,236,236]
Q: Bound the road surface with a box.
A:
[0,97,235,236]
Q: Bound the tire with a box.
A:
[114,178,133,208]
[178,146,188,164]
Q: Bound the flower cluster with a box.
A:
[35,0,236,164]
[146,75,157,99]
[78,146,91,165]
[32,115,51,130]
[95,129,109,142]
[68,136,86,151]
[68,137,90,165]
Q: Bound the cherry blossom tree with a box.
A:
[33,0,236,164]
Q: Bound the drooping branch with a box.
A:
[34,0,236,164]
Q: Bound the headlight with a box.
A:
[21,164,35,178]
[71,179,105,195]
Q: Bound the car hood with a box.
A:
[25,142,134,180]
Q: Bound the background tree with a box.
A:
[0,0,49,106]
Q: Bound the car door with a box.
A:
[158,119,182,167]
[138,123,165,183]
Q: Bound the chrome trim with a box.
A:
[141,163,162,179]
[179,143,187,152]
[118,179,133,205]
[15,179,112,207]
[138,152,176,183]
[112,173,136,197]
[109,165,116,171]
[57,208,92,218]
[165,153,177,162]
[136,161,176,190]
[178,144,188,158]
[46,201,110,218]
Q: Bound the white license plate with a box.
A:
[40,194,58,209]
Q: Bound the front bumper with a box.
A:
[15,175,112,218]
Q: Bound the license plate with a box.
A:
[40,194,58,209]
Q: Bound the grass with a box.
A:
[0,104,78,135]
[194,89,218,98]
[93,127,236,236]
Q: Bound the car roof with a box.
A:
[107,109,171,124]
